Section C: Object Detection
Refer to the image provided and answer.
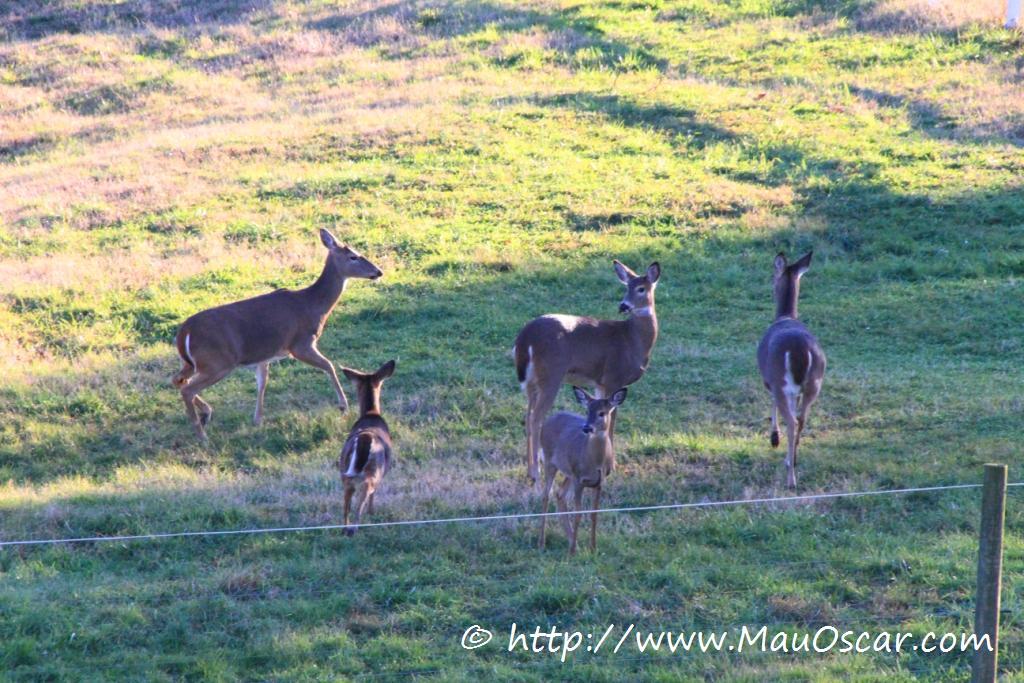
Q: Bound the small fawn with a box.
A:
[539,386,627,555]
[338,360,396,536]
[757,252,826,488]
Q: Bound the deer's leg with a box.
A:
[590,484,601,552]
[527,378,561,485]
[539,463,557,549]
[524,382,539,483]
[769,402,780,448]
[797,379,821,439]
[180,366,233,441]
[775,389,799,488]
[357,482,375,523]
[290,341,349,413]
[192,395,213,427]
[367,491,375,515]
[568,481,584,556]
[343,484,355,537]
[555,476,573,538]
[253,362,269,426]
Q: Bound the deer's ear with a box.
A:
[320,228,339,250]
[572,386,591,407]
[609,387,628,406]
[646,262,661,284]
[773,252,787,277]
[613,260,636,285]
[375,359,396,380]
[341,367,362,382]
[792,250,813,277]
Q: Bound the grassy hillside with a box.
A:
[2,0,1024,679]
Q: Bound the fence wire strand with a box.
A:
[3,481,1018,549]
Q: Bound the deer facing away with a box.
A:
[172,229,382,441]
[756,251,826,488]
[514,260,659,483]
[539,386,627,555]
[338,360,396,536]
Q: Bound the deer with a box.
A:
[513,260,660,484]
[171,228,382,442]
[538,386,627,555]
[338,360,395,536]
[757,251,826,489]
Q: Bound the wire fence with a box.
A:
[2,481,1020,548]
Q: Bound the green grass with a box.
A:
[2,0,1024,679]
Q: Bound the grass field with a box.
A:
[2,0,1024,679]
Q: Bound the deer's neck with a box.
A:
[358,385,381,417]
[306,256,348,315]
[775,280,799,320]
[627,307,658,355]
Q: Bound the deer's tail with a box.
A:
[171,327,196,388]
[513,341,531,386]
[355,433,374,473]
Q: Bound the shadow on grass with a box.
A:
[847,84,1024,148]
[308,0,668,71]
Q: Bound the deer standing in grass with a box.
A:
[338,360,395,536]
[514,260,659,483]
[171,229,382,441]
[757,251,826,488]
[539,386,627,555]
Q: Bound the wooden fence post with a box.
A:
[972,463,1007,683]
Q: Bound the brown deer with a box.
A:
[513,260,659,483]
[757,251,826,488]
[171,229,382,441]
[539,386,626,555]
[338,360,395,536]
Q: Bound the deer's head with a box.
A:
[572,386,627,436]
[614,261,660,315]
[341,360,396,416]
[320,228,383,280]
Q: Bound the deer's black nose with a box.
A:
[582,425,594,434]
[618,302,630,313]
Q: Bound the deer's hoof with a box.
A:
[344,527,356,537]
[770,430,780,448]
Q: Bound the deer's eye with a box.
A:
[637,287,646,293]
[598,411,606,418]
[349,256,359,261]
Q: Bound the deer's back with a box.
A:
[757,319,826,388]
[516,315,641,386]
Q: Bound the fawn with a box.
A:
[338,360,396,536]
[539,386,627,555]
[757,251,826,488]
